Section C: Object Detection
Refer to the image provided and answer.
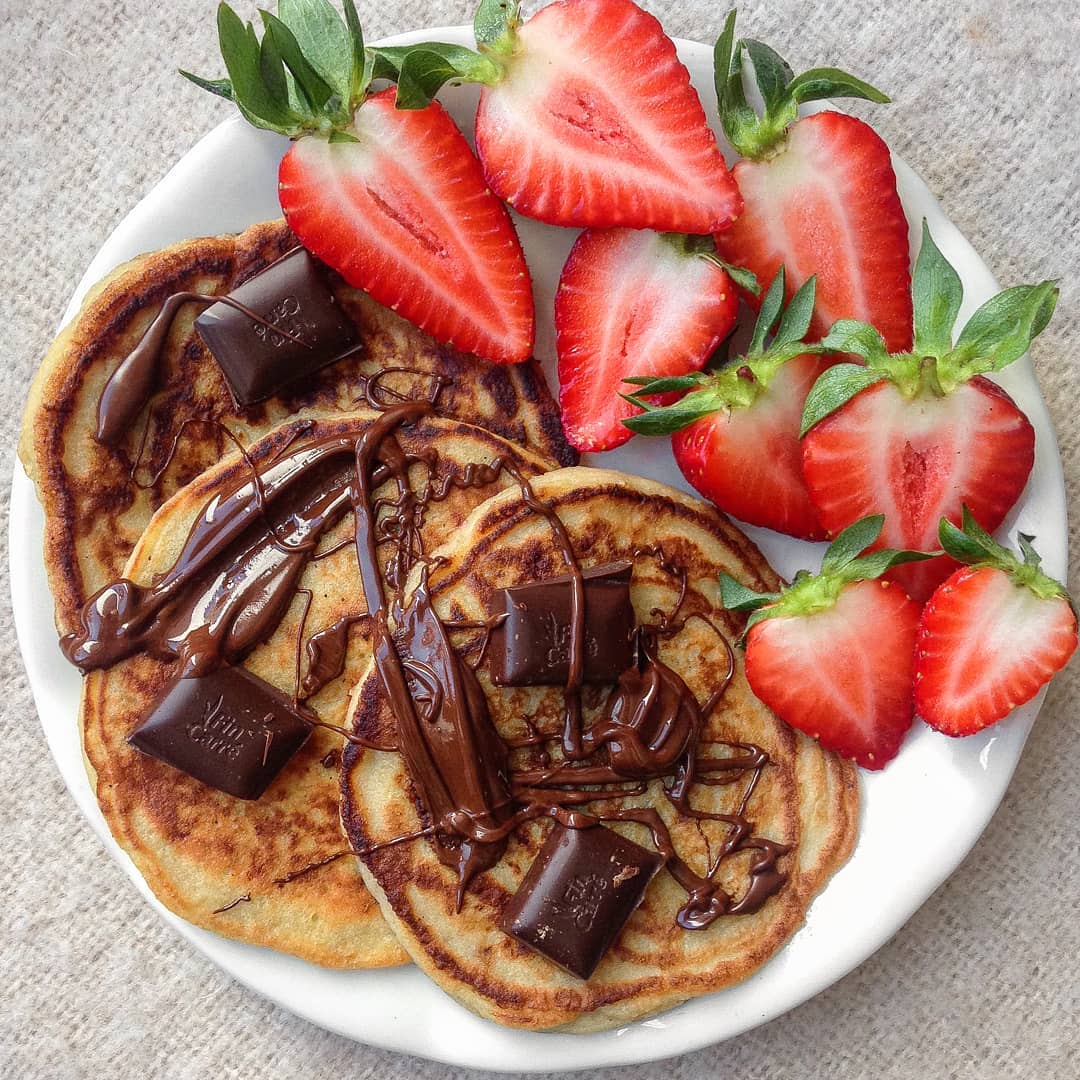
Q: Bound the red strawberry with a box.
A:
[722,516,928,769]
[184,2,534,364]
[914,512,1077,736]
[625,270,828,540]
[555,230,739,453]
[374,0,742,232]
[801,224,1057,601]
[280,90,533,363]
[711,14,913,352]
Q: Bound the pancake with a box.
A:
[341,467,858,1029]
[19,218,574,639]
[80,411,554,968]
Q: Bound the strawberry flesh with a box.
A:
[279,88,534,365]
[746,579,920,769]
[915,566,1077,735]
[716,112,913,352]
[672,354,829,539]
[555,229,738,453]
[802,377,1035,601]
[475,0,742,231]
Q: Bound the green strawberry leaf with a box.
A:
[800,362,886,435]
[475,0,520,50]
[1017,533,1043,570]
[719,573,781,612]
[259,21,294,117]
[714,12,759,156]
[749,267,787,356]
[327,128,360,143]
[952,279,1059,371]
[277,0,354,115]
[741,39,793,113]
[621,373,709,393]
[179,71,235,100]
[714,11,889,159]
[843,548,935,580]
[938,507,1002,565]
[340,0,368,104]
[621,387,725,435]
[215,3,304,134]
[912,221,963,358]
[699,252,761,296]
[784,66,890,106]
[772,275,817,348]
[368,44,410,81]
[820,514,884,575]
[820,319,891,363]
[260,10,337,114]
[389,44,501,109]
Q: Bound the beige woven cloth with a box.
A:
[2,0,1077,1075]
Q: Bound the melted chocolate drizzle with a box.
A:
[69,391,789,932]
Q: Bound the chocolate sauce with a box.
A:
[68,397,790,964]
[95,247,356,447]
[96,291,310,447]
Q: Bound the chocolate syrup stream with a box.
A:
[70,398,789,931]
[96,291,311,446]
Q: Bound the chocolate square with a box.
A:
[500,824,665,979]
[488,561,636,686]
[127,666,311,800]
[194,247,357,407]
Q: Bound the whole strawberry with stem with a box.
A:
[712,11,913,352]
[369,0,743,232]
[555,230,756,453]
[721,515,931,770]
[622,269,829,540]
[915,509,1077,737]
[801,222,1058,602]
[183,0,534,364]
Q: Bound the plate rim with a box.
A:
[10,23,1069,1072]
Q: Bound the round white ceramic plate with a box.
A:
[10,26,1067,1073]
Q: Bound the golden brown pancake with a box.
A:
[80,411,553,967]
[19,218,574,638]
[341,468,858,1027]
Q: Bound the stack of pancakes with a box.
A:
[20,221,857,1031]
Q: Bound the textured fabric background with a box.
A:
[2,0,1077,1076]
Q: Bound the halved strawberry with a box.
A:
[915,511,1077,736]
[184,1,534,364]
[371,0,742,232]
[711,13,913,352]
[801,224,1057,601]
[555,230,740,453]
[722,516,929,769]
[624,270,828,540]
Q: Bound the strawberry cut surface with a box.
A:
[475,0,742,231]
[915,566,1078,736]
[555,229,738,453]
[745,579,920,769]
[279,88,534,365]
[716,112,913,352]
[801,377,1035,601]
[672,354,828,539]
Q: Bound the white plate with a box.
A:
[10,26,1067,1073]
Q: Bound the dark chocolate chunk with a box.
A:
[127,666,311,800]
[499,823,664,979]
[194,247,357,406]
[488,561,636,686]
